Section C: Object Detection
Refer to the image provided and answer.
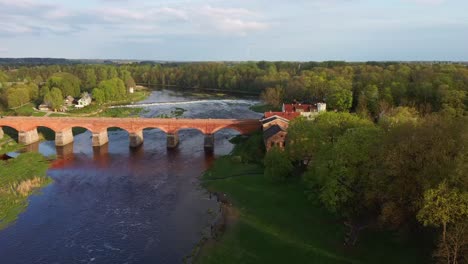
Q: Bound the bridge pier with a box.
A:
[167,133,179,149]
[18,128,39,145]
[24,141,39,152]
[0,127,3,139]
[204,134,214,153]
[92,131,109,147]
[55,128,74,146]
[129,130,143,148]
[56,143,74,159]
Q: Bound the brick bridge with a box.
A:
[0,117,261,151]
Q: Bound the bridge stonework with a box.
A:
[0,117,261,151]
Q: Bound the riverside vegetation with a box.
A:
[0,132,52,230]
[200,111,467,264]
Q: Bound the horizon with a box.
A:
[1,57,468,63]
[1,0,468,61]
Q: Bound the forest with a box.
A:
[0,61,467,118]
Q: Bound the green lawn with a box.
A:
[198,157,431,264]
[1,103,44,117]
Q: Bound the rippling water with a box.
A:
[0,90,262,264]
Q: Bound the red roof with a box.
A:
[283,103,315,112]
[264,112,300,120]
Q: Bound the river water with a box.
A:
[0,90,262,264]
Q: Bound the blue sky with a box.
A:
[0,0,467,61]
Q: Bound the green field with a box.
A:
[198,156,431,264]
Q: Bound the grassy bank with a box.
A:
[198,151,430,263]
[249,103,280,113]
[0,152,52,230]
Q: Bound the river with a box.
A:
[0,90,262,264]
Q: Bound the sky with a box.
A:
[0,0,467,61]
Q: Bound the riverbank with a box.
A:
[0,150,52,230]
[197,140,430,264]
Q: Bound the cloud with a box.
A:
[0,0,269,39]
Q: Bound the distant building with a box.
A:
[38,103,51,111]
[317,102,327,112]
[129,87,135,94]
[75,93,92,108]
[64,95,75,107]
[261,101,327,151]
[281,102,326,119]
[263,125,287,151]
[263,112,301,121]
[261,115,291,130]
[282,103,313,113]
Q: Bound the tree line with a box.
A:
[1,62,466,117]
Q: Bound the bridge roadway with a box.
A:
[0,117,261,152]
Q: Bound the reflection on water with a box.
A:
[0,90,262,263]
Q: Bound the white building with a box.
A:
[75,93,92,108]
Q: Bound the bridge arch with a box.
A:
[173,127,205,135]
[0,124,21,134]
[106,126,131,134]
[37,126,56,141]
[0,125,19,141]
[211,125,245,135]
[141,126,169,134]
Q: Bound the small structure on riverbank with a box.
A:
[260,114,293,151]
[263,125,287,151]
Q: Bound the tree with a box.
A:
[46,72,81,97]
[326,87,353,112]
[264,146,293,182]
[92,88,105,105]
[378,106,419,129]
[6,87,30,108]
[260,86,283,108]
[44,87,63,111]
[286,117,318,165]
[97,78,127,102]
[417,182,468,264]
[309,126,382,216]
[83,68,97,91]
[373,116,466,229]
